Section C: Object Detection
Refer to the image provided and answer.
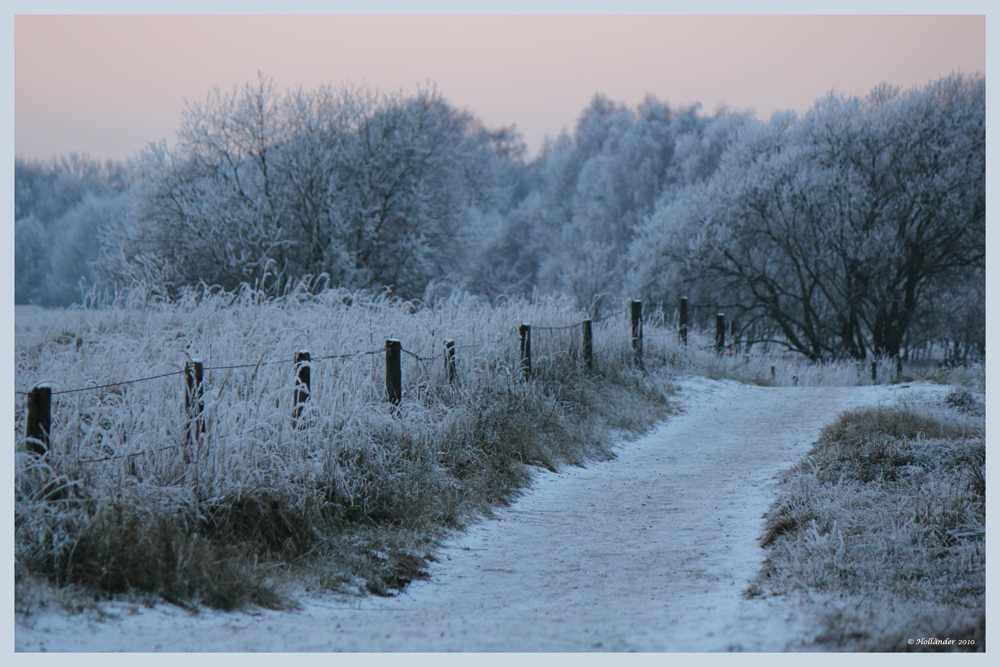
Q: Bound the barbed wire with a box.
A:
[16,338,656,403]
[15,347,385,397]
[593,307,629,324]
[15,340,500,398]
[14,310,666,398]
[532,321,582,332]
[315,348,384,361]
[14,370,187,397]
[529,306,629,332]
[401,348,441,363]
[202,360,284,372]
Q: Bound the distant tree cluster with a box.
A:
[15,73,985,362]
[467,94,752,309]
[15,155,130,306]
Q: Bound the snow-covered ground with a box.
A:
[14,377,947,652]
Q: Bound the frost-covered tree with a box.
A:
[631,74,985,361]
[474,94,750,308]
[99,77,523,299]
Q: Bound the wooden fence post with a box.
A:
[519,324,532,376]
[871,360,878,384]
[631,300,644,369]
[294,351,311,422]
[679,296,688,346]
[184,360,205,443]
[716,313,725,354]
[444,339,456,383]
[25,384,51,457]
[582,319,593,371]
[386,339,402,405]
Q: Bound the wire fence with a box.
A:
[14,348,389,397]
[530,306,627,331]
[15,307,640,399]
[14,294,920,477]
[15,300,734,460]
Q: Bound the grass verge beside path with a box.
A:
[15,287,677,616]
[16,369,675,615]
[747,380,986,652]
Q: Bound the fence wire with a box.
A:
[14,300,728,474]
[15,305,652,407]
[15,347,389,397]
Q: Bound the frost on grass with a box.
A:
[749,380,986,652]
[14,284,676,613]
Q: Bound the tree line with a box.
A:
[630,74,985,362]
[15,73,985,363]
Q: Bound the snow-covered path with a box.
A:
[15,378,939,652]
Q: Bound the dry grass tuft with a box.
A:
[17,501,285,611]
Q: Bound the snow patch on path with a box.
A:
[14,378,949,652]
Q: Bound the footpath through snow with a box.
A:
[14,377,946,652]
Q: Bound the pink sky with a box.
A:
[14,14,986,162]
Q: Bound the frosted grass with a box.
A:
[14,287,910,516]
[15,283,933,607]
[748,390,986,651]
[15,285,677,604]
